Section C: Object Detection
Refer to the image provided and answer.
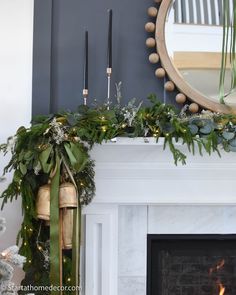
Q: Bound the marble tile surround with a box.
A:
[118,205,236,295]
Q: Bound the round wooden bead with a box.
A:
[147,7,158,17]
[145,22,155,33]
[149,53,160,64]
[176,93,187,104]
[164,81,175,92]
[189,103,199,113]
[146,37,156,48]
[155,68,165,78]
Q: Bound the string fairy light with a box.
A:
[36,221,50,270]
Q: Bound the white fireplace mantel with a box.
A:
[89,137,236,205]
[82,138,236,295]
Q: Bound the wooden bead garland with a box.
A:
[176,93,187,104]
[149,53,159,64]
[164,81,175,92]
[155,68,165,78]
[144,0,197,112]
[146,37,156,48]
[145,22,155,33]
[189,103,199,113]
[147,7,158,17]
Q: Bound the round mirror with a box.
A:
[156,0,236,114]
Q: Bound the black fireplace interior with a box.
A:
[147,234,236,295]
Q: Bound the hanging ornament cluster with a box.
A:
[35,176,81,291]
[145,0,200,113]
[36,181,77,250]
[59,182,77,250]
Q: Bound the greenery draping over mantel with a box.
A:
[1,95,236,294]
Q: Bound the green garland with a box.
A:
[1,94,236,293]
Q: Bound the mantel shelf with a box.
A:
[90,137,236,164]
[99,137,169,146]
[88,137,236,205]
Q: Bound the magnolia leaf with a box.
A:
[64,143,78,167]
[39,145,53,173]
[13,170,22,182]
[19,163,27,175]
[64,142,88,172]
[69,142,88,171]
[16,126,26,134]
[24,150,33,161]
[66,114,77,126]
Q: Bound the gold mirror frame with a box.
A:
[147,0,236,114]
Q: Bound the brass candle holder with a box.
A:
[106,67,112,109]
[83,89,88,106]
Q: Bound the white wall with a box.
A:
[0,0,34,284]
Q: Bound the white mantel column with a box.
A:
[83,204,118,295]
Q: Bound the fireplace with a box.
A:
[83,141,236,295]
[147,235,236,295]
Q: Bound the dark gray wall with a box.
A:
[32,0,176,116]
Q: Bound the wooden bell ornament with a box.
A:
[36,184,50,221]
[59,182,77,250]
[61,208,74,250]
[59,182,77,208]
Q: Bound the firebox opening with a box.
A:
[147,234,236,295]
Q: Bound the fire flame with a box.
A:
[217,260,225,270]
[219,283,225,295]
[209,259,225,275]
[209,259,226,295]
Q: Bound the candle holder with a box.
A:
[106,67,112,109]
[83,89,88,106]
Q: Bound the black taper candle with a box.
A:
[83,30,88,90]
[107,9,113,69]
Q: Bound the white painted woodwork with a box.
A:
[82,138,236,294]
